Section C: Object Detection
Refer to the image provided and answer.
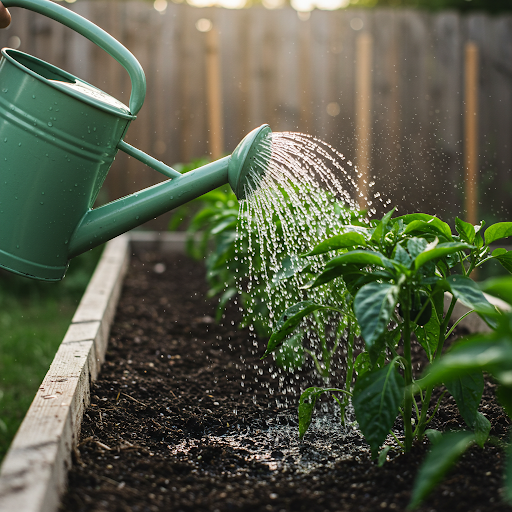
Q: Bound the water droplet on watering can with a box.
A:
[18,143,21,147]
[74,183,78,187]
[2,88,7,93]
[48,122,53,127]
[16,245,19,249]
[40,202,44,205]
[32,95,36,99]
[3,138,7,143]
[49,106,53,111]
[41,191,45,195]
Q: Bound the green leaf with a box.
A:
[495,251,512,274]
[415,307,440,362]
[354,352,372,377]
[342,269,391,296]
[446,275,495,315]
[370,209,396,243]
[480,276,512,306]
[407,237,428,259]
[378,445,391,467]
[425,429,442,445]
[325,250,391,271]
[263,301,330,358]
[302,232,368,257]
[302,265,349,289]
[492,247,507,257]
[298,387,340,438]
[445,371,484,428]
[420,336,512,390]
[474,221,485,249]
[496,385,512,418]
[484,222,512,245]
[354,282,399,348]
[408,431,475,510]
[274,331,304,372]
[473,411,491,448]
[414,242,472,270]
[353,363,405,458]
[210,218,237,235]
[394,243,413,268]
[455,217,476,244]
[272,257,311,284]
[399,214,453,242]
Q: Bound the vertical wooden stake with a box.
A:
[299,17,312,133]
[206,27,224,160]
[355,33,373,211]
[464,41,479,226]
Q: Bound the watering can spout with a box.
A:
[68,124,272,260]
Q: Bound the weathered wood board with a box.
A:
[0,235,130,512]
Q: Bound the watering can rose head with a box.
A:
[0,0,270,281]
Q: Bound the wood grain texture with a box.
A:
[0,235,130,512]
[2,4,510,218]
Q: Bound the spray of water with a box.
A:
[233,131,379,391]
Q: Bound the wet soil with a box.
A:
[61,250,512,512]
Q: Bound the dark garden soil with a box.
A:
[61,250,512,512]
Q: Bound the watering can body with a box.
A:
[0,49,134,280]
[0,0,271,281]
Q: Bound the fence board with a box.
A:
[1,2,511,222]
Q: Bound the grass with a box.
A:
[0,246,103,462]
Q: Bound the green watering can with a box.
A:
[0,0,271,281]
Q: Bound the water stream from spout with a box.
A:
[231,131,389,403]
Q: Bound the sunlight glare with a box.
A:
[187,0,215,8]
[154,0,168,12]
[218,0,247,9]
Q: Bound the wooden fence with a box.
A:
[1,2,511,227]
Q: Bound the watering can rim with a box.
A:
[1,47,135,120]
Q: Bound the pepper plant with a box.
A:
[408,275,512,509]
[264,210,512,459]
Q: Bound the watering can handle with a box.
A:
[2,0,146,115]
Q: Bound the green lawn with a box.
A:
[0,247,103,462]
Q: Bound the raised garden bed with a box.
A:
[1,234,511,512]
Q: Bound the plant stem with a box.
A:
[340,320,355,425]
[416,296,457,440]
[403,292,414,453]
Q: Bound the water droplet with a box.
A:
[48,122,53,127]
